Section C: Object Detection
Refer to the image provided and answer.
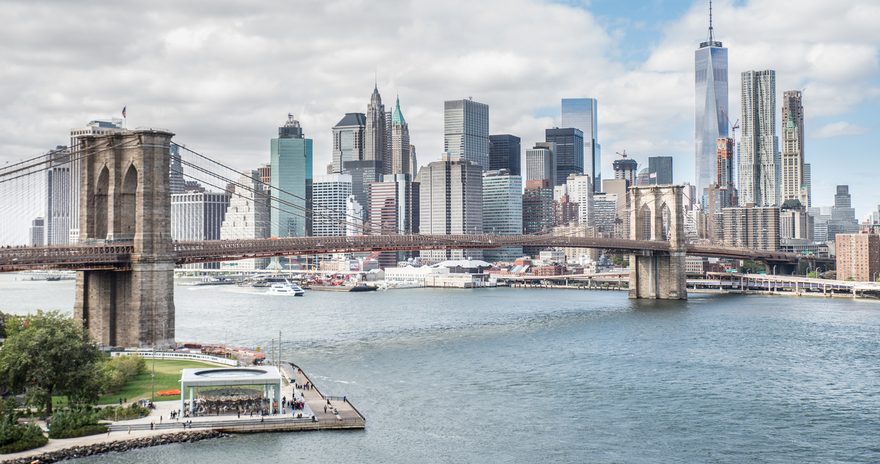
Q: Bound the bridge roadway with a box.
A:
[0,234,814,273]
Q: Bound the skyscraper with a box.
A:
[525,142,555,186]
[390,96,412,175]
[331,113,366,174]
[565,174,593,227]
[171,191,230,242]
[694,1,729,201]
[647,156,674,185]
[368,173,419,268]
[270,114,313,237]
[714,137,737,208]
[613,156,638,188]
[739,70,779,206]
[561,98,600,192]
[522,179,554,234]
[169,143,185,195]
[828,185,858,241]
[68,119,124,243]
[781,90,806,205]
[312,174,354,237]
[29,217,45,247]
[482,170,523,262]
[44,146,71,245]
[365,85,387,173]
[489,134,521,175]
[444,98,490,170]
[220,170,270,271]
[546,128,584,186]
[417,155,483,261]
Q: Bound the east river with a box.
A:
[1,274,878,463]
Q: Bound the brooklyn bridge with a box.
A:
[0,129,818,348]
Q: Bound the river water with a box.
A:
[1,274,878,463]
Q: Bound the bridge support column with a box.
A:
[628,186,687,300]
[73,130,176,348]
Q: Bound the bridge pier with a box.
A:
[628,186,687,300]
[73,130,176,348]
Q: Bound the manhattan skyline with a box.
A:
[0,0,877,216]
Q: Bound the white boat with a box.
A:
[267,280,305,296]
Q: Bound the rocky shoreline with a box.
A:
[5,430,229,464]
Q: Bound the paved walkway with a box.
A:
[2,362,364,462]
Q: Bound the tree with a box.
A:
[0,311,102,415]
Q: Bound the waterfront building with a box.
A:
[220,170,270,271]
[613,156,638,188]
[417,155,483,261]
[171,191,230,241]
[740,69,780,206]
[546,128,584,186]
[331,113,366,174]
[29,217,44,247]
[390,97,412,176]
[525,142,555,187]
[365,85,388,173]
[781,90,807,206]
[444,98,490,170]
[489,134,521,175]
[368,173,419,268]
[566,174,593,227]
[592,192,619,237]
[694,2,729,201]
[312,173,354,237]
[561,98,601,192]
[44,146,71,245]
[68,119,124,243]
[648,156,673,185]
[482,170,523,262]
[721,205,780,251]
[172,190,230,268]
[836,233,880,282]
[780,200,814,242]
[522,179,554,235]
[270,114,313,237]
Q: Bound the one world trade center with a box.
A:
[695,0,728,204]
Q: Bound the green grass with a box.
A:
[98,359,224,405]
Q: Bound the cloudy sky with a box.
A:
[1,0,878,217]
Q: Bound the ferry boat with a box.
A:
[267,280,305,296]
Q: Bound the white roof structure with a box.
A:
[179,366,284,415]
[180,366,282,387]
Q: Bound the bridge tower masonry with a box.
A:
[74,130,176,348]
[628,185,687,300]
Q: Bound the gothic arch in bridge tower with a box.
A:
[116,164,138,240]
[628,186,687,300]
[94,166,110,240]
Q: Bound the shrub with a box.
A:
[96,403,150,421]
[0,414,47,454]
[100,355,147,394]
[48,407,107,439]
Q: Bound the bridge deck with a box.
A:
[0,235,819,272]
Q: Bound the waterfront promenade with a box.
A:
[2,362,364,462]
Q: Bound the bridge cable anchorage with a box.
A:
[174,142,369,229]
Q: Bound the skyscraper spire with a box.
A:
[708,0,715,43]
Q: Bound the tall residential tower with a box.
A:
[739,70,779,206]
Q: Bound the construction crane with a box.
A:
[730,119,740,142]
[615,150,629,159]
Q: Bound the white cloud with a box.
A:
[813,121,870,139]
[0,0,877,207]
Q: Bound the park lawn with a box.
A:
[98,359,225,405]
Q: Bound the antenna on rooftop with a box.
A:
[708,0,715,43]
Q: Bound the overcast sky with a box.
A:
[1,0,877,218]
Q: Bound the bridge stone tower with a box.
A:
[628,185,687,300]
[74,130,176,348]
